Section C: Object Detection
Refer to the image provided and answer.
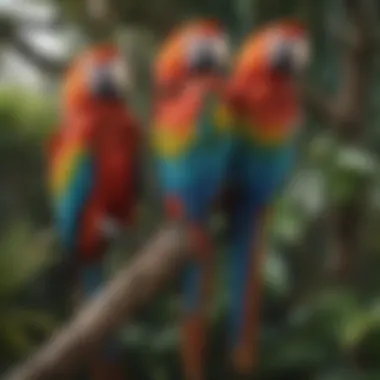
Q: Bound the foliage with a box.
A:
[0,0,380,379]
[0,87,57,228]
[0,221,57,365]
[0,89,58,369]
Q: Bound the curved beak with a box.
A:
[187,36,230,75]
[270,38,310,76]
[88,60,130,99]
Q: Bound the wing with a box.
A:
[128,114,143,200]
[155,85,233,222]
[47,119,96,252]
[152,85,201,160]
[118,112,143,224]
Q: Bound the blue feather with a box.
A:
[227,138,295,347]
[56,154,95,254]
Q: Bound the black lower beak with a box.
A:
[189,51,224,75]
[93,80,122,99]
[270,46,298,76]
[90,72,123,99]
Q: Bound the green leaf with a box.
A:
[339,303,380,351]
[335,146,377,177]
[263,248,290,297]
[307,133,337,164]
[288,289,361,346]
[0,308,57,357]
[288,169,327,218]
[272,196,305,244]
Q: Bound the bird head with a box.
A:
[154,19,230,89]
[63,44,131,112]
[228,19,309,112]
[235,19,310,80]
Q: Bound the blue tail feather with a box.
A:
[228,197,260,349]
[80,261,104,298]
[182,261,202,314]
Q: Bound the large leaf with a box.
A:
[0,222,56,299]
[339,302,380,352]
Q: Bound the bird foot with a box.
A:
[99,218,122,238]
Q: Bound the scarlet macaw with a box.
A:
[152,20,233,380]
[226,20,310,378]
[47,44,141,380]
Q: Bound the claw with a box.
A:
[99,217,122,238]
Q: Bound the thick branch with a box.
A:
[3,225,188,380]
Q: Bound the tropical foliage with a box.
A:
[1,0,380,379]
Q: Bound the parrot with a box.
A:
[151,20,234,380]
[46,43,141,380]
[225,19,311,378]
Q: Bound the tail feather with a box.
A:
[229,199,258,347]
[80,261,104,299]
[181,224,215,380]
[228,200,271,375]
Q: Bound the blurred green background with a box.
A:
[1,0,380,379]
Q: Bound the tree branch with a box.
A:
[11,33,67,75]
[324,0,377,283]
[334,0,377,140]
[301,0,377,133]
[3,225,189,380]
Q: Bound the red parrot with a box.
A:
[226,20,310,378]
[152,20,233,380]
[46,44,141,380]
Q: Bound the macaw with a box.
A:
[152,20,233,380]
[46,44,141,380]
[226,20,310,378]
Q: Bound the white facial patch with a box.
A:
[266,30,310,72]
[84,55,132,93]
[292,38,310,70]
[266,31,284,58]
[213,35,230,65]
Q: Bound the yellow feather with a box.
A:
[50,140,87,198]
[213,104,235,132]
[152,124,196,158]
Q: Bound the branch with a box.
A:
[322,0,377,283]
[11,33,67,75]
[301,0,377,137]
[3,225,189,380]
[334,0,377,140]
[0,12,67,75]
